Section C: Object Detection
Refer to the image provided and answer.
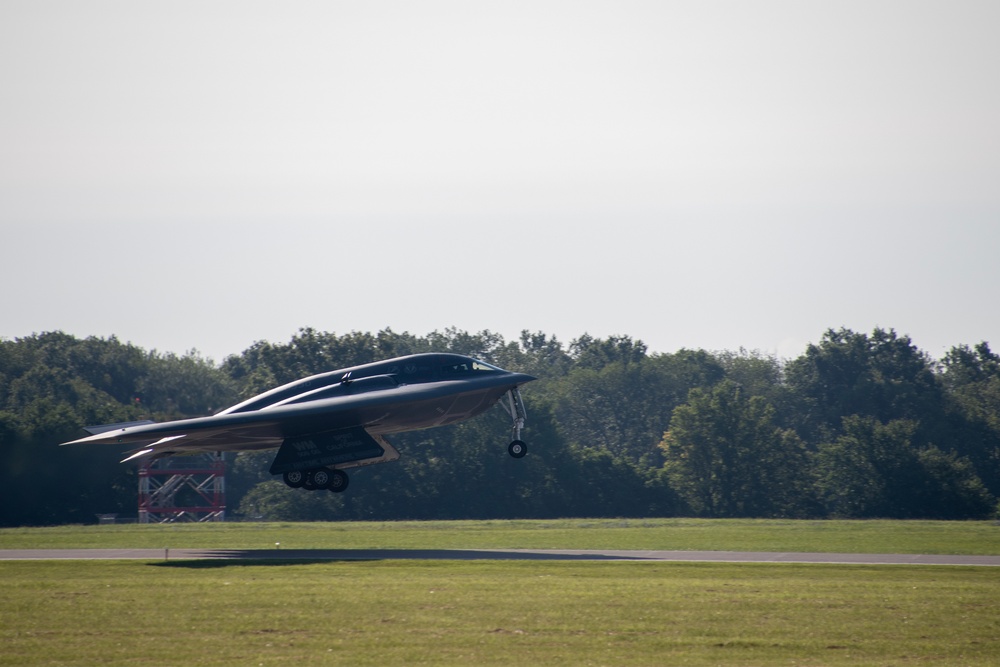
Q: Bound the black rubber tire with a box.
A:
[327,469,349,493]
[508,440,528,458]
[311,468,332,489]
[302,471,318,491]
[283,470,305,488]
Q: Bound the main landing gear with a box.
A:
[283,467,349,493]
[501,388,529,459]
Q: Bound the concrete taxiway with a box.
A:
[1,548,998,565]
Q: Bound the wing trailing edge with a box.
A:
[83,420,156,436]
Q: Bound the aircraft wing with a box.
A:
[62,366,533,466]
[60,380,444,462]
[63,417,289,462]
[60,386,389,457]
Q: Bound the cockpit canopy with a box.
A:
[219,353,505,414]
[440,359,502,374]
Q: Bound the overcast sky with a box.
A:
[2,1,998,363]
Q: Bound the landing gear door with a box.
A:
[268,427,399,475]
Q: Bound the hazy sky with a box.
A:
[2,1,998,363]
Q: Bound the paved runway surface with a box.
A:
[2,548,998,565]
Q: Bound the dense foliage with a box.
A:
[1,327,997,525]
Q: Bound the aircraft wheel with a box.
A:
[508,440,528,458]
[327,469,349,493]
[302,471,319,491]
[311,467,333,489]
[283,470,305,488]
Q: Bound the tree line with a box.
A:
[1,327,997,526]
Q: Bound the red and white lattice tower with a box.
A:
[138,452,226,523]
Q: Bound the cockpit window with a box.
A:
[441,359,502,374]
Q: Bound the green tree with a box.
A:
[715,348,797,427]
[221,328,383,396]
[550,348,724,464]
[913,446,995,518]
[0,333,236,526]
[516,330,573,378]
[660,381,813,517]
[814,415,994,518]
[941,342,1000,389]
[6,325,995,525]
[939,342,1000,495]
[785,327,943,443]
[569,333,647,369]
[136,351,236,418]
[814,416,923,517]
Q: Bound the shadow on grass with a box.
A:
[151,559,371,568]
[145,548,645,567]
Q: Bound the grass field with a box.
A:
[3,518,1000,554]
[2,520,999,666]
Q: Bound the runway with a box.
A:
[2,548,999,566]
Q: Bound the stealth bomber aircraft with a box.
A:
[62,353,536,493]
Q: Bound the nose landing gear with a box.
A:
[508,439,527,458]
[501,388,529,458]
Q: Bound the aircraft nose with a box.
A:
[510,372,537,385]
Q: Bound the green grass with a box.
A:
[2,518,999,554]
[2,559,998,666]
[3,520,999,665]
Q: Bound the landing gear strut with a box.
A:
[500,388,529,458]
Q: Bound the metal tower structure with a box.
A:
[138,452,226,523]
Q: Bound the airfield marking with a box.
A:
[1,548,998,566]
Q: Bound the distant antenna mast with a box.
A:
[137,452,226,523]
